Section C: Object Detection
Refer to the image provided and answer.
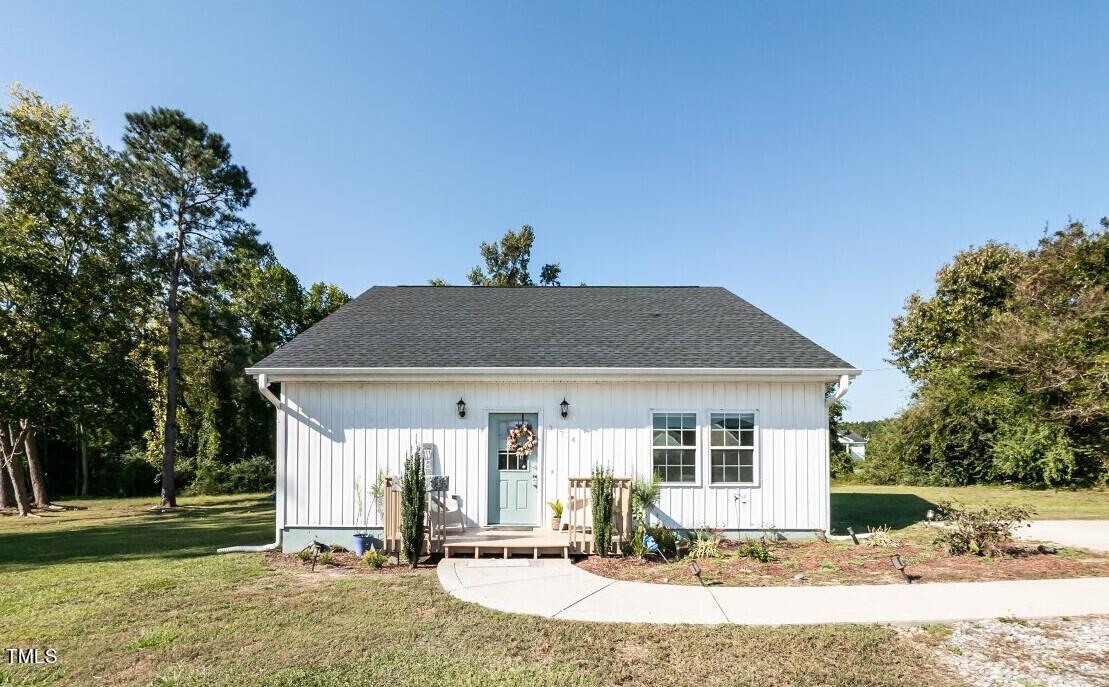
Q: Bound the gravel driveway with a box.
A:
[903,616,1109,687]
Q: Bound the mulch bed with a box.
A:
[263,549,433,577]
[577,530,1109,587]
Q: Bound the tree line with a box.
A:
[860,220,1108,487]
[0,86,349,513]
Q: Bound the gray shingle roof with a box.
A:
[251,286,854,370]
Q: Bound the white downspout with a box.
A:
[825,374,852,407]
[217,373,284,554]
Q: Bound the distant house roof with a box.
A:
[838,430,868,444]
[249,286,857,373]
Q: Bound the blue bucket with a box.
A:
[352,534,373,556]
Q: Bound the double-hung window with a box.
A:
[652,412,697,483]
[710,412,756,484]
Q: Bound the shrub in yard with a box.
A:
[318,552,333,566]
[226,455,276,493]
[830,449,855,479]
[737,538,772,563]
[685,528,722,559]
[591,466,615,556]
[933,500,1033,556]
[629,524,679,559]
[401,449,427,568]
[295,548,311,562]
[631,475,661,528]
[363,549,387,568]
[864,524,898,548]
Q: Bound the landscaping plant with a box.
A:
[631,474,661,527]
[932,500,1033,556]
[685,527,722,559]
[546,498,564,530]
[590,466,614,556]
[363,549,387,568]
[738,538,773,563]
[401,449,426,568]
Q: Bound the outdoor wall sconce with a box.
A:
[560,398,569,419]
[456,397,466,418]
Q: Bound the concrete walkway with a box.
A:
[437,559,1109,625]
[1016,520,1109,553]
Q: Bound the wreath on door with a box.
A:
[507,422,537,458]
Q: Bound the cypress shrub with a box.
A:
[400,449,426,568]
[591,466,614,556]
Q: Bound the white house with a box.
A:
[245,286,859,552]
[837,430,868,460]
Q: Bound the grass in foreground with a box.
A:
[830,483,1109,533]
[0,495,955,687]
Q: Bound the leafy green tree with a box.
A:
[826,386,852,478]
[872,221,1108,487]
[0,86,143,511]
[430,225,563,286]
[300,281,350,330]
[122,108,256,507]
[890,242,1023,381]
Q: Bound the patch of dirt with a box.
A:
[901,616,1109,687]
[262,550,433,582]
[577,528,1109,587]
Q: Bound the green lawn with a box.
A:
[0,494,955,687]
[831,483,1109,533]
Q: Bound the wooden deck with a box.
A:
[443,528,573,559]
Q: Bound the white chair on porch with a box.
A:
[433,493,465,533]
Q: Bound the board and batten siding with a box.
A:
[277,381,830,534]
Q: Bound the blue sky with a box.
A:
[5,2,1108,420]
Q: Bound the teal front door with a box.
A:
[488,413,538,525]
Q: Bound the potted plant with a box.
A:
[351,471,386,556]
[352,478,373,556]
[547,499,564,531]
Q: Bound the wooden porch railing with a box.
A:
[382,476,447,556]
[566,476,633,555]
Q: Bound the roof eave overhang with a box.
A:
[245,366,862,383]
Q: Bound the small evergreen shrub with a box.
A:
[363,549,387,568]
[318,552,333,566]
[590,466,614,556]
[400,449,426,568]
[295,548,311,562]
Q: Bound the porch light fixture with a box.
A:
[560,398,569,419]
[456,397,466,418]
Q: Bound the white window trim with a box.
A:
[648,409,700,487]
[704,409,760,487]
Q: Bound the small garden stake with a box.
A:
[846,527,859,545]
[891,554,911,583]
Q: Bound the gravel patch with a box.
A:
[904,616,1109,687]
